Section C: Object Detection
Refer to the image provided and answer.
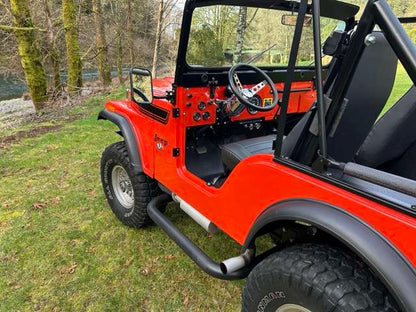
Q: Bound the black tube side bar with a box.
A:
[147,194,249,280]
[147,194,281,280]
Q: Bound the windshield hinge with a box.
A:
[208,78,218,99]
[172,148,180,157]
[172,108,180,118]
[167,84,177,105]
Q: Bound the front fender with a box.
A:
[243,199,416,312]
[98,109,142,174]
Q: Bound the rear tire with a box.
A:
[242,244,399,312]
[100,141,164,228]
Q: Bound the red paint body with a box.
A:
[105,76,416,267]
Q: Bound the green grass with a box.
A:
[0,90,246,311]
[382,64,414,115]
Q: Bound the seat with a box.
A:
[318,32,398,163]
[221,135,275,170]
[355,86,416,180]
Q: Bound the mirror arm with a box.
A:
[153,95,168,100]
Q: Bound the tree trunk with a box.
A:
[117,35,124,85]
[92,0,111,87]
[126,0,134,65]
[42,0,61,91]
[62,0,82,93]
[152,0,164,78]
[233,6,247,64]
[10,0,47,111]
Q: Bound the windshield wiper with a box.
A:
[246,44,277,64]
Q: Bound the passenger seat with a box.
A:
[355,86,416,180]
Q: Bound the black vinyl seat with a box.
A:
[220,32,398,171]
[324,32,398,162]
[355,86,416,180]
[221,135,276,170]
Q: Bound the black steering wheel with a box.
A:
[228,64,279,112]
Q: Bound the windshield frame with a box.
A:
[174,0,357,85]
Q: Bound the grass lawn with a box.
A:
[382,63,414,114]
[0,90,245,311]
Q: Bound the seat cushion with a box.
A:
[220,135,276,170]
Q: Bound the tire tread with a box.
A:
[101,141,163,228]
[242,244,399,312]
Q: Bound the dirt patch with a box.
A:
[0,124,64,150]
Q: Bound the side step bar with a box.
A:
[147,194,277,280]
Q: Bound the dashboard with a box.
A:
[179,81,317,128]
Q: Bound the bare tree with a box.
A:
[152,0,179,77]
[92,0,111,87]
[152,0,164,77]
[233,6,247,64]
[126,0,134,65]
[9,0,47,111]
[62,0,82,93]
[42,0,61,91]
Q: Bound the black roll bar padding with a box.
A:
[312,0,328,159]
[274,0,308,157]
[343,162,416,198]
[147,194,283,280]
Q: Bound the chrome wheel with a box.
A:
[276,304,312,312]
[111,165,134,209]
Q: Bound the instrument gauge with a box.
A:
[247,95,262,115]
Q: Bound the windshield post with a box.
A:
[274,0,308,158]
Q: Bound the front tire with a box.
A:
[242,244,398,312]
[100,141,163,228]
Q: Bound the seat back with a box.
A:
[283,32,398,162]
[356,86,416,179]
[325,32,398,162]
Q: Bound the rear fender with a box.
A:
[98,109,142,174]
[243,199,416,312]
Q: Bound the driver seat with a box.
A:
[221,135,276,170]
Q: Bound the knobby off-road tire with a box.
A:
[242,244,399,312]
[101,141,163,228]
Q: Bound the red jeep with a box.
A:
[99,0,416,310]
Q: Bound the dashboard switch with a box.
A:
[203,112,211,120]
[193,112,201,121]
[198,101,206,111]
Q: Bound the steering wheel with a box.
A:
[228,64,279,112]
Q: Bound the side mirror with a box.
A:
[281,14,312,27]
[129,67,153,104]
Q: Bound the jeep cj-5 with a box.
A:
[98,0,416,310]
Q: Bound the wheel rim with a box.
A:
[111,165,134,209]
[276,304,312,312]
